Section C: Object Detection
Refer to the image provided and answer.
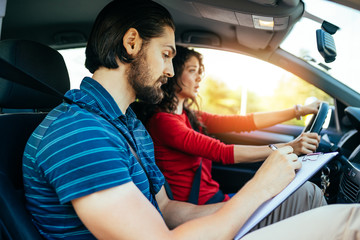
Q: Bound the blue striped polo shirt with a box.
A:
[23,77,165,239]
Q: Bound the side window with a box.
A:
[59,47,90,90]
[59,47,333,128]
[195,48,333,127]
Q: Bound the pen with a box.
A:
[268,144,278,151]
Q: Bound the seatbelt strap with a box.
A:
[0,57,70,101]
[64,98,158,200]
[127,142,157,199]
[2,56,201,203]
[0,57,158,200]
[188,160,202,204]
[164,180,174,200]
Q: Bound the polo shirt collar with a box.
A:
[69,77,136,121]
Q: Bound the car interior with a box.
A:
[1,0,360,239]
[0,39,70,239]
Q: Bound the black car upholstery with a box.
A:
[0,39,70,240]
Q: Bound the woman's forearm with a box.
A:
[252,108,296,129]
[233,144,277,163]
[252,101,320,129]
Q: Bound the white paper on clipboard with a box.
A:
[234,152,338,240]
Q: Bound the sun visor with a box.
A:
[191,1,302,50]
[235,25,273,50]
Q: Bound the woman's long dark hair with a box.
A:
[135,46,206,132]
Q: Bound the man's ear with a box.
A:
[123,28,142,56]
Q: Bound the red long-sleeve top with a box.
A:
[147,111,256,205]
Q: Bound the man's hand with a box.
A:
[288,132,321,155]
[252,146,301,199]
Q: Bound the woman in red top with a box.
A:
[142,46,321,205]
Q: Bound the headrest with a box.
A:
[0,39,70,109]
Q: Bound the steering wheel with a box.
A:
[302,102,329,134]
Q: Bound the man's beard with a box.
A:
[127,48,167,104]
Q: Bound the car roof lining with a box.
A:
[0,0,359,57]
[1,0,111,48]
[330,0,360,11]
[156,0,304,52]
[1,0,303,53]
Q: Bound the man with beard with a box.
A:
[23,0,360,239]
[23,1,176,238]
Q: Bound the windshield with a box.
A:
[281,0,360,93]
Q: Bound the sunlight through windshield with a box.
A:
[281,0,360,93]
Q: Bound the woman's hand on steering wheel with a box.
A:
[303,102,330,134]
[298,100,322,116]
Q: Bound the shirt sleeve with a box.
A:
[148,112,234,164]
[198,111,257,134]
[38,112,134,204]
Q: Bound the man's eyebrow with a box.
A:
[166,45,176,57]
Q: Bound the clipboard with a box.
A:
[234,152,338,239]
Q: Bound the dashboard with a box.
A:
[328,107,360,203]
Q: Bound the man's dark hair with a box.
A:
[85,0,175,73]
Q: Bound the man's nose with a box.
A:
[164,61,174,78]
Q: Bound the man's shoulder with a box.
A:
[44,103,105,133]
[30,103,126,156]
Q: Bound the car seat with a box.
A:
[0,39,70,240]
